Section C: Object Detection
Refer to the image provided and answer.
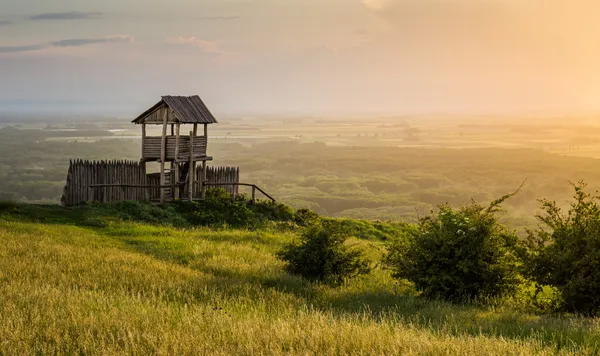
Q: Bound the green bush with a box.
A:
[386,198,522,302]
[293,208,321,226]
[525,182,600,315]
[180,189,297,229]
[182,189,253,228]
[277,222,372,285]
[252,200,295,222]
[509,282,562,315]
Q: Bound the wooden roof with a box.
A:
[132,95,218,125]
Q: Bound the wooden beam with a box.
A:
[90,184,185,189]
[141,124,146,159]
[173,156,213,163]
[174,123,180,199]
[205,183,276,202]
[204,123,208,156]
[188,131,194,201]
[170,161,174,198]
[201,160,207,199]
[193,123,198,136]
[160,116,167,203]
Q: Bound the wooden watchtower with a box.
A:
[133,95,217,203]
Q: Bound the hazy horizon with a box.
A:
[2,0,600,116]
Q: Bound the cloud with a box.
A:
[166,37,230,54]
[0,20,12,26]
[196,16,240,21]
[30,12,103,21]
[0,45,44,54]
[0,36,134,54]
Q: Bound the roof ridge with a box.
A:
[133,95,218,124]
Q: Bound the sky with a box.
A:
[1,0,600,116]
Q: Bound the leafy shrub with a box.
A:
[386,197,522,302]
[509,282,562,315]
[182,189,253,228]
[525,182,600,315]
[294,208,321,226]
[181,189,297,229]
[252,200,295,222]
[277,222,372,285]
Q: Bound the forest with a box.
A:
[2,115,600,234]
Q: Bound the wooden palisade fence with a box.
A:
[61,160,147,206]
[201,166,240,196]
[61,159,241,206]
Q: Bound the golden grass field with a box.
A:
[1,214,599,355]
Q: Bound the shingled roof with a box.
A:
[132,95,218,124]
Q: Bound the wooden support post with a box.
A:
[199,123,209,200]
[170,124,174,136]
[188,131,195,201]
[103,161,108,204]
[142,160,150,202]
[160,116,167,203]
[170,161,174,199]
[174,123,180,199]
[193,123,198,136]
[141,124,146,159]
[204,123,208,154]
[201,160,207,199]
[251,185,256,204]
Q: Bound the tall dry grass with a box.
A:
[0,219,598,355]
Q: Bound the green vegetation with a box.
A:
[386,197,522,302]
[0,194,406,241]
[183,189,295,229]
[217,142,600,230]
[526,182,600,315]
[1,199,600,354]
[3,120,600,235]
[277,221,372,285]
[3,118,600,353]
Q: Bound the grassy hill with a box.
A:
[0,202,599,354]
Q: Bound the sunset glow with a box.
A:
[1,0,600,115]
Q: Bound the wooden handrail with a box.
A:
[90,184,180,189]
[89,182,276,203]
[205,183,276,202]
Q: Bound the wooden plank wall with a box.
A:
[60,159,148,206]
[143,136,207,160]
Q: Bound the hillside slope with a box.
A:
[0,205,598,355]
